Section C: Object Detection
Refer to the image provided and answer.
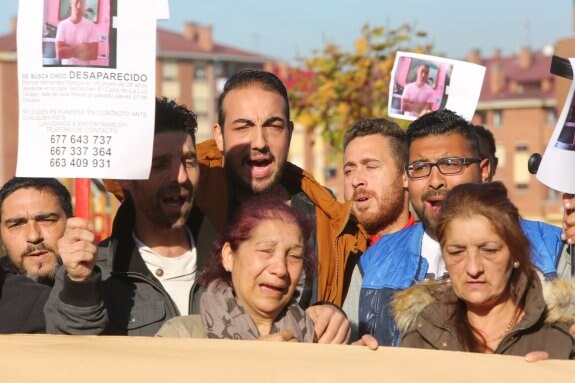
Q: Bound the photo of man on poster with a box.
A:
[55,0,99,66]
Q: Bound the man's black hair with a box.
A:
[0,178,73,219]
[217,69,290,127]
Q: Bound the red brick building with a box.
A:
[469,47,564,224]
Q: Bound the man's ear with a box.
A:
[213,123,224,152]
[479,158,491,183]
[221,242,234,271]
[402,170,408,189]
[288,120,294,136]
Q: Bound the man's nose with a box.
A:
[427,165,446,190]
[251,126,268,151]
[175,162,189,184]
[352,169,366,189]
[26,221,43,244]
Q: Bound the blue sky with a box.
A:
[1,0,572,62]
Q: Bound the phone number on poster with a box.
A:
[49,158,111,168]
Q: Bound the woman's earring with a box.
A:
[224,267,230,272]
[513,261,520,269]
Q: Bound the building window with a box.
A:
[194,62,207,82]
[161,61,180,100]
[513,144,529,190]
[162,61,178,81]
[474,110,486,125]
[493,110,502,128]
[324,165,337,180]
[214,61,223,77]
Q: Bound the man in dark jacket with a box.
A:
[0,266,50,333]
[45,97,205,336]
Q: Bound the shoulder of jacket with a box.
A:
[197,139,223,164]
[520,219,562,237]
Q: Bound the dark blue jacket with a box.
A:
[358,219,564,346]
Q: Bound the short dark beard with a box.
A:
[5,243,62,286]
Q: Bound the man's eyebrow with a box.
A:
[34,212,61,221]
[343,161,356,168]
[263,116,285,126]
[359,158,380,165]
[231,118,255,126]
[409,158,430,163]
[3,216,26,226]
[344,158,381,168]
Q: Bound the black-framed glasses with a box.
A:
[405,157,481,179]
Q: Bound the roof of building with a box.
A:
[156,28,269,63]
[473,50,554,102]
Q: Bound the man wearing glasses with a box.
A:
[359,109,573,346]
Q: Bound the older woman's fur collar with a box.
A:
[392,280,451,334]
[543,278,575,324]
[392,276,575,334]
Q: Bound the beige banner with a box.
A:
[0,334,573,382]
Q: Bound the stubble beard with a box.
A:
[141,187,194,230]
[354,178,406,236]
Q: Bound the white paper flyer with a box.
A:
[16,0,157,179]
[388,51,486,122]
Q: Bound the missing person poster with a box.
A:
[536,57,575,194]
[388,51,485,121]
[16,0,157,179]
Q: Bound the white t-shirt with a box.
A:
[421,232,447,279]
[134,229,198,315]
[402,82,435,117]
[55,17,99,65]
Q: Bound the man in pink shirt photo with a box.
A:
[55,0,98,66]
[400,63,435,117]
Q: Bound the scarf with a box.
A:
[200,280,315,342]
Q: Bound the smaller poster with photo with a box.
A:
[388,51,485,121]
